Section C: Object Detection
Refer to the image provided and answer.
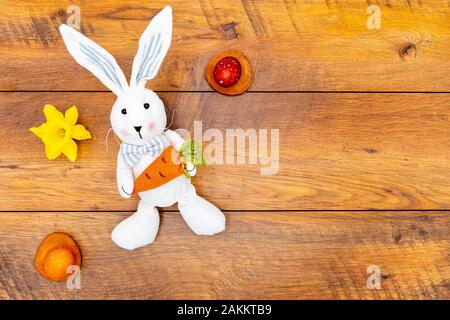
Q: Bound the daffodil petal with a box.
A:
[41,121,68,147]
[65,105,78,126]
[62,139,77,162]
[45,143,62,160]
[29,123,47,140]
[71,124,92,140]
[44,104,64,122]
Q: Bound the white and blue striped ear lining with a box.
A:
[120,135,168,167]
[79,42,124,91]
[135,32,162,84]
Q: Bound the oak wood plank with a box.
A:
[0,211,448,299]
[1,0,450,91]
[2,92,450,211]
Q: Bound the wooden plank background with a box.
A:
[1,0,450,91]
[0,0,449,299]
[2,92,450,211]
[1,211,449,299]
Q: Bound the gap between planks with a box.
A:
[3,209,450,213]
[3,90,450,94]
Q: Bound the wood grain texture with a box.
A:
[1,0,450,91]
[1,1,450,301]
[2,92,450,211]
[0,211,448,300]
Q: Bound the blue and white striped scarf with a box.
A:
[120,135,168,167]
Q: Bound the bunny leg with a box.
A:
[111,200,160,250]
[177,184,226,235]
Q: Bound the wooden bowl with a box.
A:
[205,50,253,96]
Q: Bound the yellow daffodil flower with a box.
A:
[30,104,92,161]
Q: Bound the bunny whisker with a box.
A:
[164,108,175,131]
[105,127,121,152]
[104,127,113,153]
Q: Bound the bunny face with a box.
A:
[59,6,173,144]
[110,88,167,145]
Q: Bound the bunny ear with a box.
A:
[130,6,172,88]
[59,24,129,96]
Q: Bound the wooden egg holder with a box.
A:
[205,50,253,96]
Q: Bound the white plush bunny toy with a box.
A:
[59,6,225,250]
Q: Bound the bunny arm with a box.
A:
[164,129,197,177]
[117,153,134,199]
[164,129,185,149]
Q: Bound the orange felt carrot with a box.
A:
[133,146,184,194]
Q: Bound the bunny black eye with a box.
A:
[143,103,150,109]
[121,108,127,115]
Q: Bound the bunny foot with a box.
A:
[178,195,226,236]
[111,202,160,250]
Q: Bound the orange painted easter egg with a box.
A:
[35,232,81,281]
